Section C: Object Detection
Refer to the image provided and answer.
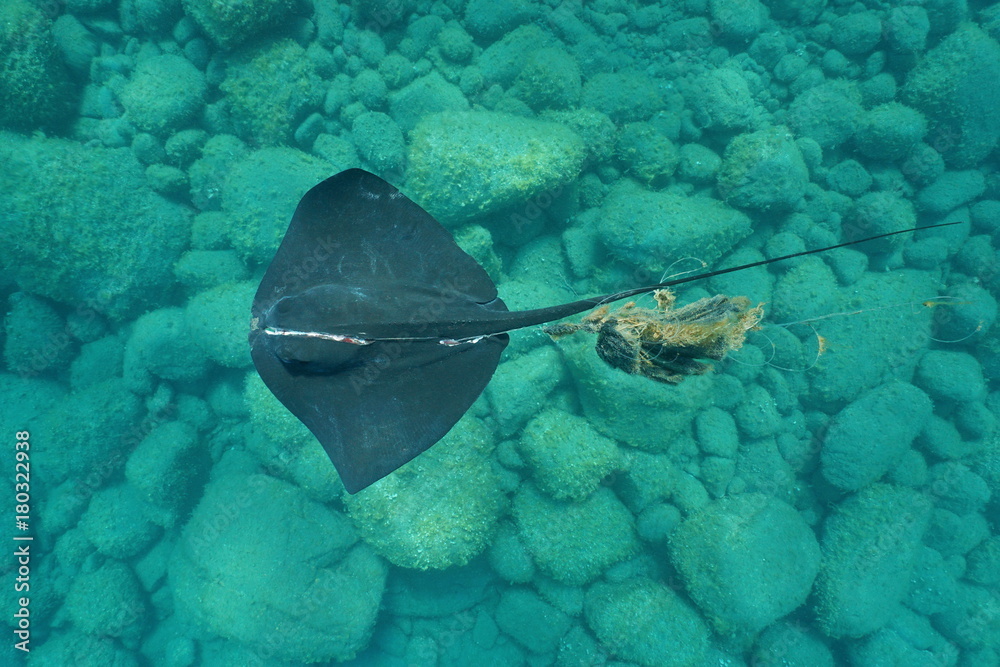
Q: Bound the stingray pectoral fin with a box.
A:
[250,334,508,493]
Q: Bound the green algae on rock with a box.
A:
[344,417,505,570]
[220,39,322,146]
[221,146,333,264]
[669,493,821,640]
[0,0,75,131]
[904,23,1000,168]
[0,134,189,322]
[182,0,295,49]
[814,484,931,638]
[171,471,384,663]
[514,484,638,586]
[406,111,585,226]
[119,54,206,135]
[717,126,810,211]
[584,577,710,667]
[598,179,752,277]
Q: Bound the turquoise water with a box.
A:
[2,0,999,665]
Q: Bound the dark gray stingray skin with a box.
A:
[250,168,959,493]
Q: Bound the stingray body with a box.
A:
[250,169,956,493]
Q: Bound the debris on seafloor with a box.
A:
[543,289,764,384]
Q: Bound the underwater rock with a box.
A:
[406,111,585,226]
[495,587,571,654]
[182,0,294,49]
[915,349,987,404]
[518,408,621,501]
[814,483,931,638]
[220,39,322,146]
[221,146,332,264]
[171,471,385,663]
[0,134,189,322]
[904,23,1000,167]
[123,307,211,393]
[388,71,469,132]
[599,179,752,274]
[351,111,405,173]
[584,577,710,667]
[119,54,206,135]
[0,0,75,131]
[556,331,712,452]
[669,493,821,640]
[65,561,147,640]
[854,102,927,161]
[125,421,204,528]
[343,417,505,570]
[486,345,564,438]
[718,126,810,210]
[184,280,256,369]
[79,484,161,558]
[821,380,932,492]
[3,293,74,376]
[806,268,938,405]
[511,46,581,110]
[514,484,638,586]
[33,377,143,487]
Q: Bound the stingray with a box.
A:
[250,168,957,493]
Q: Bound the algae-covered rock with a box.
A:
[24,630,139,667]
[904,23,1000,167]
[486,344,563,437]
[821,380,933,491]
[556,332,713,451]
[914,350,987,404]
[584,577,710,667]
[221,39,322,146]
[3,293,74,376]
[806,269,938,405]
[788,80,863,150]
[125,421,204,527]
[581,70,664,123]
[119,54,206,135]
[814,484,931,638]
[79,484,161,558]
[511,46,581,110]
[184,280,256,368]
[222,147,332,264]
[0,0,75,131]
[598,178,752,276]
[514,484,638,586]
[123,307,211,393]
[351,111,405,173]
[751,622,836,667]
[718,126,809,210]
[669,493,821,639]
[171,472,385,663]
[846,191,917,254]
[388,71,469,132]
[182,0,295,49]
[33,377,143,487]
[615,122,679,184]
[688,66,757,131]
[854,102,927,161]
[406,111,585,226]
[0,134,189,322]
[65,561,147,640]
[518,408,621,501]
[344,417,505,570]
[495,588,572,654]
